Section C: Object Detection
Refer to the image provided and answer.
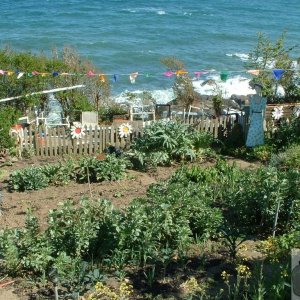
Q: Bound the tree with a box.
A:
[160,57,201,108]
[247,32,299,103]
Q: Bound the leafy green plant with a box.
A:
[130,120,211,168]
[9,166,49,191]
[42,163,70,186]
[74,154,131,183]
[252,144,274,162]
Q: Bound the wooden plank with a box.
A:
[78,133,83,155]
[57,127,62,156]
[34,128,39,156]
[40,129,45,157]
[48,128,53,157]
[28,126,33,152]
[105,126,110,149]
[23,127,28,153]
[53,127,58,156]
[83,125,88,154]
[73,136,78,155]
[61,127,66,155]
[110,125,115,146]
[88,126,93,154]
[94,125,99,154]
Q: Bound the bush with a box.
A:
[0,106,21,149]
[270,144,300,170]
[270,117,300,150]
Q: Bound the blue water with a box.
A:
[1,0,299,95]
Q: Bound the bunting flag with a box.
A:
[220,71,228,82]
[273,69,285,80]
[0,67,297,84]
[87,70,95,77]
[176,70,188,76]
[247,69,260,76]
[163,71,174,77]
[194,71,208,79]
[129,72,138,84]
[99,74,106,82]
[17,72,24,79]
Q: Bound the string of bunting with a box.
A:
[0,68,298,83]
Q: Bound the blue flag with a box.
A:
[273,69,285,80]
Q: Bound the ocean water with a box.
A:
[1,0,299,102]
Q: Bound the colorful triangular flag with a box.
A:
[99,74,106,82]
[247,70,260,76]
[163,71,175,77]
[17,72,24,79]
[87,70,95,77]
[220,71,228,82]
[273,69,285,80]
[194,71,208,79]
[176,70,188,76]
[129,72,138,84]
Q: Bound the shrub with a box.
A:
[0,106,21,149]
[270,144,300,170]
[270,117,300,150]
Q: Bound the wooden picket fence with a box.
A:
[22,116,245,157]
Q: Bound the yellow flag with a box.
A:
[247,70,260,76]
[176,70,188,76]
[99,74,106,82]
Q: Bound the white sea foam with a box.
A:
[226,53,249,61]
[114,89,174,105]
[157,10,166,15]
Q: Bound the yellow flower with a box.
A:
[236,264,252,278]
[119,281,133,297]
[180,277,205,294]
[221,271,231,283]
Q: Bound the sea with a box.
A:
[1,0,300,103]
